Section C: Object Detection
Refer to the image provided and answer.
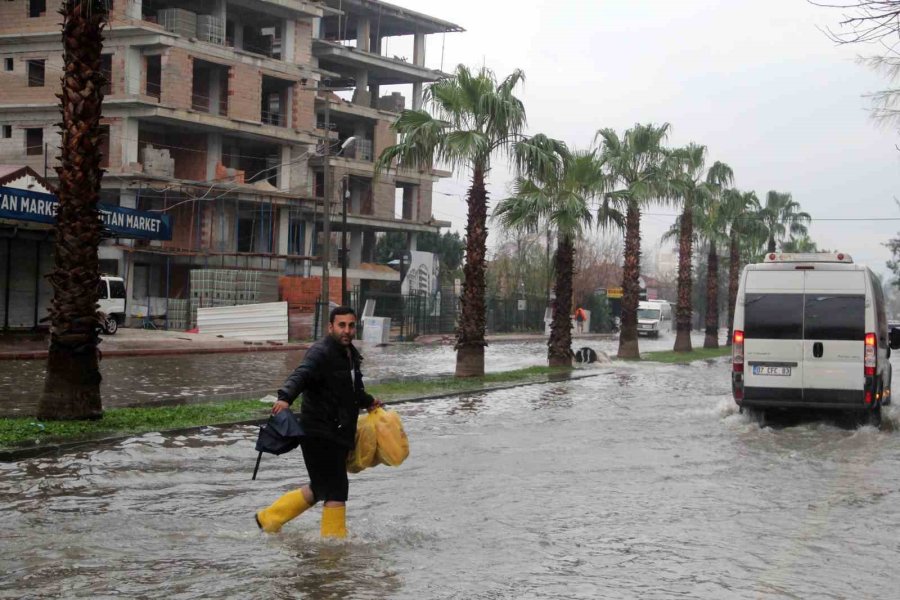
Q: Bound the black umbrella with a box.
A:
[252,408,304,480]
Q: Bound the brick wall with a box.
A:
[292,85,315,131]
[160,48,192,110]
[0,52,62,104]
[0,1,64,35]
[293,19,313,66]
[372,180,395,220]
[227,63,261,122]
[373,119,396,161]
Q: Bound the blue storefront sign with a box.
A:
[0,185,172,240]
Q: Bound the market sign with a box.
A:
[0,186,172,240]
[607,287,624,299]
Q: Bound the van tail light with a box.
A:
[864,332,876,377]
[733,330,744,373]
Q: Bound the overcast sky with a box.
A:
[383,0,900,276]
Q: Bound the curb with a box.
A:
[0,343,310,361]
[0,370,609,462]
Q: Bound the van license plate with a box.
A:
[752,366,791,376]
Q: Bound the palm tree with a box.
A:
[781,235,818,253]
[668,144,733,352]
[760,191,811,253]
[595,123,671,359]
[721,189,761,345]
[37,0,109,420]
[494,150,611,367]
[376,65,565,376]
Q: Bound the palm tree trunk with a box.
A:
[673,198,693,352]
[726,232,740,347]
[37,0,108,420]
[548,233,574,367]
[617,203,641,359]
[703,243,719,349]
[767,236,776,253]
[455,166,488,377]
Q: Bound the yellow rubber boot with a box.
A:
[256,490,312,533]
[320,505,347,538]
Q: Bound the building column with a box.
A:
[209,68,222,116]
[125,0,142,19]
[278,145,291,191]
[356,17,371,52]
[353,69,369,106]
[206,133,222,180]
[406,232,418,252]
[278,206,290,254]
[349,230,363,265]
[125,47,142,95]
[283,20,296,64]
[412,32,426,109]
[121,117,139,166]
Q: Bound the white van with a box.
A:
[97,275,126,334]
[637,300,672,338]
[731,252,897,424]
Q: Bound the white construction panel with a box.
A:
[197,301,289,343]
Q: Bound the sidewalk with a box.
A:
[0,328,308,360]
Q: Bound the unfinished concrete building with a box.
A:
[0,0,461,327]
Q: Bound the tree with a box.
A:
[759,191,811,253]
[668,143,733,352]
[721,189,761,345]
[37,1,109,420]
[494,150,609,367]
[376,65,564,376]
[595,123,672,359]
[781,235,819,253]
[814,1,900,126]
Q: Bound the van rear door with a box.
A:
[802,270,865,405]
[743,270,805,402]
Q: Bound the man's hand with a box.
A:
[366,399,384,413]
[272,400,290,415]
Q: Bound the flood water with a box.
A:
[3,354,899,598]
[0,334,673,417]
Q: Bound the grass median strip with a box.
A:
[0,366,570,450]
[641,346,732,363]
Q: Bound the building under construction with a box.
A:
[0,0,462,332]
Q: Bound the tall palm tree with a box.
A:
[494,150,612,367]
[760,191,811,253]
[721,189,761,345]
[669,144,733,352]
[376,65,564,376]
[37,0,109,420]
[595,123,671,359]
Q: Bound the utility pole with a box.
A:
[320,99,331,337]
[341,178,349,306]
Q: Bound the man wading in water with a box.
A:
[255,306,381,537]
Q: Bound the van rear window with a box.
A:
[744,293,803,339]
[804,295,864,341]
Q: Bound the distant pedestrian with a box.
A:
[255,306,381,538]
[574,307,587,334]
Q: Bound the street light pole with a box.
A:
[341,178,349,306]
[320,99,331,337]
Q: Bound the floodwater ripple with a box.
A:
[2,353,899,598]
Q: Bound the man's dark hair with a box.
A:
[329,306,357,323]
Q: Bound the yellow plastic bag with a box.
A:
[347,412,378,473]
[372,408,409,467]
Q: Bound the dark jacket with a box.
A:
[277,335,375,448]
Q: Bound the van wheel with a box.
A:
[102,315,118,335]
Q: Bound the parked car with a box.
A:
[637,300,672,338]
[97,275,127,334]
[731,252,898,425]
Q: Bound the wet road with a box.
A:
[3,353,899,598]
[0,334,675,416]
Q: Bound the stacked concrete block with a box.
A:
[166,298,191,331]
[141,145,175,178]
[197,15,225,45]
[158,9,198,39]
[187,269,280,328]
